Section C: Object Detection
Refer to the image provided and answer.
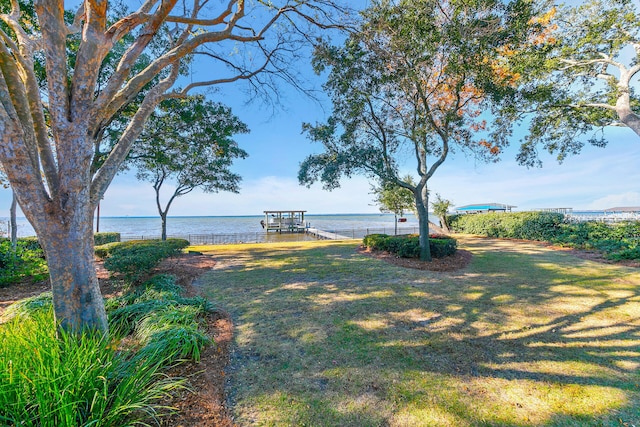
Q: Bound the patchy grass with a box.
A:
[193,238,640,427]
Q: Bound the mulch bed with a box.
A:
[153,254,237,427]
[357,245,473,272]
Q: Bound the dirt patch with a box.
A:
[358,246,473,272]
[0,279,50,314]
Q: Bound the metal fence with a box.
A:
[119,226,421,245]
[565,213,640,223]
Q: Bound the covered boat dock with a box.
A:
[262,210,307,233]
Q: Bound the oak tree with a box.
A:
[0,0,351,333]
[506,0,640,166]
[299,0,543,260]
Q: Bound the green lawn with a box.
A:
[192,237,640,427]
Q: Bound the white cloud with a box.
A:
[587,192,640,210]
[99,175,379,217]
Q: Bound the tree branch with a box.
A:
[34,0,71,133]
[90,64,180,207]
[0,28,59,196]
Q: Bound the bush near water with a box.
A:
[363,233,457,258]
[0,238,47,287]
[448,211,640,260]
[0,240,213,426]
[99,238,190,284]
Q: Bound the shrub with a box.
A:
[0,239,48,287]
[448,211,564,241]
[448,211,640,260]
[103,239,190,283]
[430,237,457,258]
[94,232,120,246]
[362,234,389,251]
[94,241,121,259]
[363,233,457,259]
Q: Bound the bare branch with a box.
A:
[92,0,179,128]
[34,0,71,135]
[0,29,59,195]
[558,55,625,72]
[165,0,234,25]
[90,63,180,206]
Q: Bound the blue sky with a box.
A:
[1,81,640,218]
[1,1,640,218]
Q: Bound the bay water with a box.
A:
[3,213,440,240]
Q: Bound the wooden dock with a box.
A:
[306,227,352,240]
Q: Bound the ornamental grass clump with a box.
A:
[108,274,213,363]
[0,274,213,426]
[0,306,183,427]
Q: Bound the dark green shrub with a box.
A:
[363,233,456,259]
[0,239,48,287]
[449,211,640,260]
[362,234,390,251]
[430,237,457,258]
[608,245,640,260]
[398,237,421,258]
[448,212,564,241]
[103,239,189,283]
[94,232,121,246]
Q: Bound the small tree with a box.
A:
[372,176,415,235]
[129,96,248,240]
[431,193,452,232]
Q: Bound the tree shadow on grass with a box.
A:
[202,240,640,426]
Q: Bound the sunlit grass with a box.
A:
[194,237,640,426]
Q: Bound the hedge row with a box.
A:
[448,212,565,241]
[94,232,121,246]
[99,239,190,284]
[363,233,457,258]
[448,212,640,260]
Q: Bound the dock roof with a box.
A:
[455,203,516,212]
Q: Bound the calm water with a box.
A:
[3,213,439,239]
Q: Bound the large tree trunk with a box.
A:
[415,186,432,262]
[6,125,110,334]
[36,208,108,334]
